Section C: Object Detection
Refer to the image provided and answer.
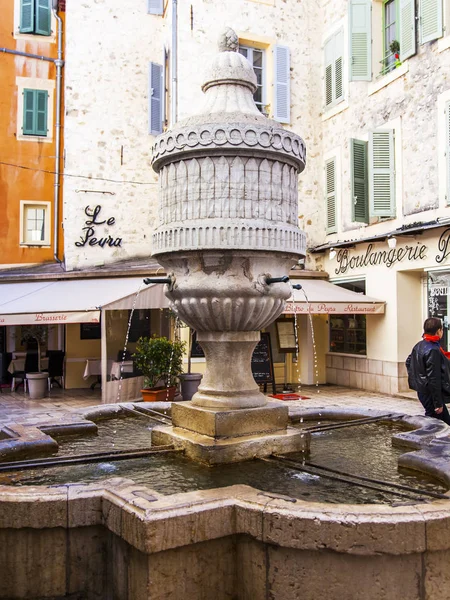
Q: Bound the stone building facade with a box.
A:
[60,0,450,395]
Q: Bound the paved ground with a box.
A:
[0,383,423,423]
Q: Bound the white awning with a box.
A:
[284,279,385,315]
[0,277,169,325]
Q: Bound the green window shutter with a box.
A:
[419,0,443,44]
[35,90,48,135]
[326,158,337,233]
[369,130,396,218]
[351,139,369,223]
[36,0,51,35]
[20,0,34,33]
[400,0,416,60]
[273,45,290,124]
[23,89,36,134]
[349,0,371,81]
[324,36,334,107]
[148,0,164,15]
[334,29,344,102]
[149,62,163,135]
[446,101,450,205]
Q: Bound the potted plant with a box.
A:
[20,325,48,399]
[389,40,401,68]
[179,327,203,401]
[133,336,186,402]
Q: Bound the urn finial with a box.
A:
[218,27,239,52]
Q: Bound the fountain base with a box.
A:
[151,402,310,465]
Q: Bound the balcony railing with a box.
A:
[379,51,400,77]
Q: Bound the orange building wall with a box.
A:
[0,1,64,266]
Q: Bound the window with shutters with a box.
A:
[325,158,338,234]
[324,28,345,110]
[20,202,51,246]
[238,41,291,123]
[381,0,399,74]
[22,89,48,137]
[19,0,51,35]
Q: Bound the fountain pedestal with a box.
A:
[152,402,309,465]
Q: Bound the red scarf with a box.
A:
[423,334,450,359]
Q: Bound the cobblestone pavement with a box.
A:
[0,384,424,423]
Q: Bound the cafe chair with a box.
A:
[44,351,65,390]
[11,351,39,392]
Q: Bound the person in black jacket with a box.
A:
[406,317,450,425]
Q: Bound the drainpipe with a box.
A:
[171,0,178,125]
[52,2,64,264]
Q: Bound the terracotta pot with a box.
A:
[141,386,176,402]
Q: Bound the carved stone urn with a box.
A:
[150,29,308,463]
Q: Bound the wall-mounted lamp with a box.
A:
[387,236,397,249]
[329,248,337,260]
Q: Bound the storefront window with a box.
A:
[329,280,367,355]
[427,272,450,351]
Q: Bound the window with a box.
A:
[350,129,396,221]
[22,89,48,136]
[326,157,337,233]
[383,0,398,74]
[19,0,51,35]
[238,46,266,113]
[20,202,50,245]
[324,28,344,109]
[329,280,367,355]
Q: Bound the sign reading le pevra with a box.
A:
[75,205,123,249]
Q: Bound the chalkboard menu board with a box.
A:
[251,332,275,391]
[80,323,101,340]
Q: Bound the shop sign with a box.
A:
[75,205,123,249]
[283,302,385,314]
[334,243,427,275]
[0,312,100,325]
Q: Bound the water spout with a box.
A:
[265,276,290,285]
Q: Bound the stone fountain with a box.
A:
[150,29,308,464]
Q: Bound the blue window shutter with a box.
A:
[35,0,51,35]
[20,0,34,33]
[419,0,443,44]
[349,0,371,81]
[400,0,416,60]
[369,130,396,218]
[148,0,164,15]
[23,89,36,134]
[273,45,290,124]
[446,101,450,205]
[351,139,369,223]
[35,90,48,135]
[149,62,163,135]
[326,158,337,233]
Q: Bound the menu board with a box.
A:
[276,319,297,352]
[251,332,275,386]
[80,323,101,340]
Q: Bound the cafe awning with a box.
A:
[284,279,385,314]
[0,277,169,325]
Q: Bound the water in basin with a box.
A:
[2,419,447,505]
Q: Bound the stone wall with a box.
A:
[326,354,409,394]
[1,481,450,599]
[62,0,322,270]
